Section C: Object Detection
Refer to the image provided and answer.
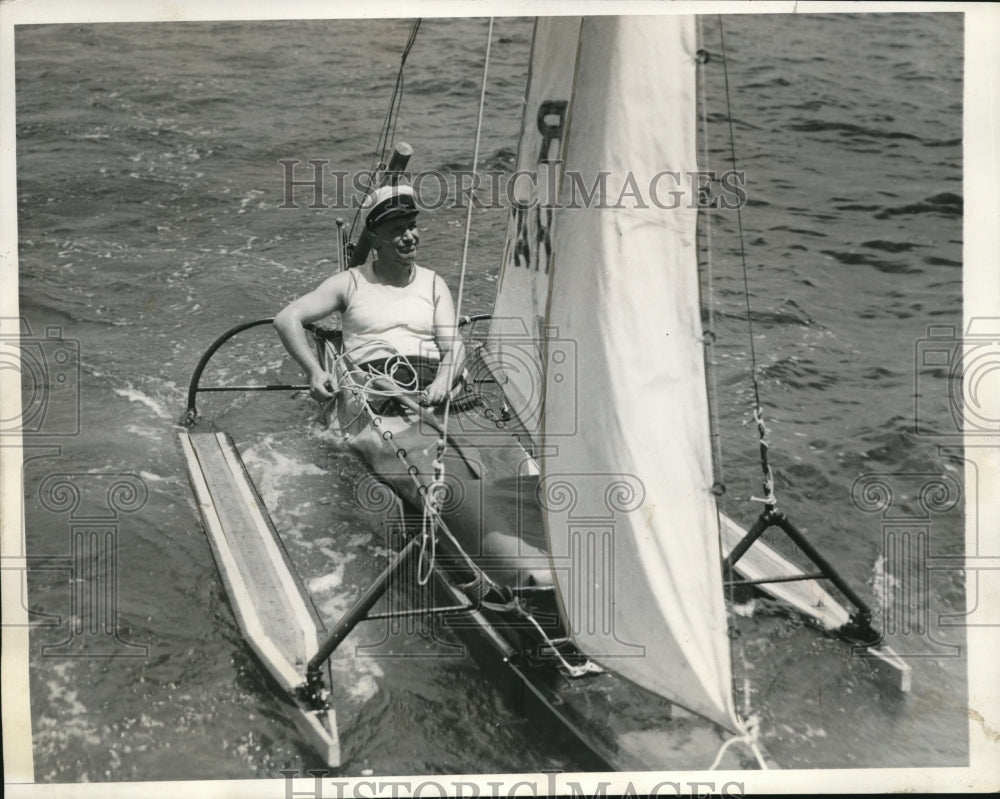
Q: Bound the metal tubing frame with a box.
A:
[723,507,878,639]
[721,508,774,573]
[184,318,279,423]
[306,536,422,678]
[771,512,873,621]
[724,572,826,588]
[184,318,343,425]
[363,602,472,621]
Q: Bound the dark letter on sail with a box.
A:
[537,100,567,164]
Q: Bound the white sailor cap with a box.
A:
[363,184,418,231]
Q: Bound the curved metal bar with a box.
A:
[458,313,492,328]
[185,314,485,425]
[184,318,276,424]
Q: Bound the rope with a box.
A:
[717,16,777,510]
[440,17,494,440]
[708,645,767,770]
[331,347,508,596]
[707,714,768,771]
[697,28,725,499]
[513,601,604,679]
[425,18,495,583]
[418,495,438,586]
[336,343,424,395]
[332,343,601,679]
[703,19,769,775]
[748,407,776,506]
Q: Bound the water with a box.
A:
[13,12,967,781]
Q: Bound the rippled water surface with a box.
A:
[14,12,967,782]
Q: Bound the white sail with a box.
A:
[536,16,739,732]
[484,17,581,440]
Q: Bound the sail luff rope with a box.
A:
[718,17,776,510]
[423,17,494,583]
[697,41,725,497]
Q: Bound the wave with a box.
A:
[787,119,921,141]
[875,192,963,220]
[112,387,172,420]
[758,355,838,390]
[820,249,923,274]
[860,239,922,253]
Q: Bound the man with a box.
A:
[273,184,466,405]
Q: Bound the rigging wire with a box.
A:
[378,19,421,167]
[349,19,422,236]
[703,16,769,772]
[436,17,495,475]
[717,16,777,510]
[349,17,495,583]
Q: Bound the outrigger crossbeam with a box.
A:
[300,531,487,707]
[722,506,911,691]
[300,536,421,705]
[724,507,879,644]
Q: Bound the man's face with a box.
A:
[372,215,420,264]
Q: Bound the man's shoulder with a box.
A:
[413,264,441,283]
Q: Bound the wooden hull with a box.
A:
[179,430,340,765]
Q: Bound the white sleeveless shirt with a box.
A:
[341,262,441,364]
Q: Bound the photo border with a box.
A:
[2,0,997,795]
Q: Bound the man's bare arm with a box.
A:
[273,272,350,400]
[423,274,467,405]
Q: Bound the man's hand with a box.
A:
[309,370,335,401]
[420,375,450,405]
